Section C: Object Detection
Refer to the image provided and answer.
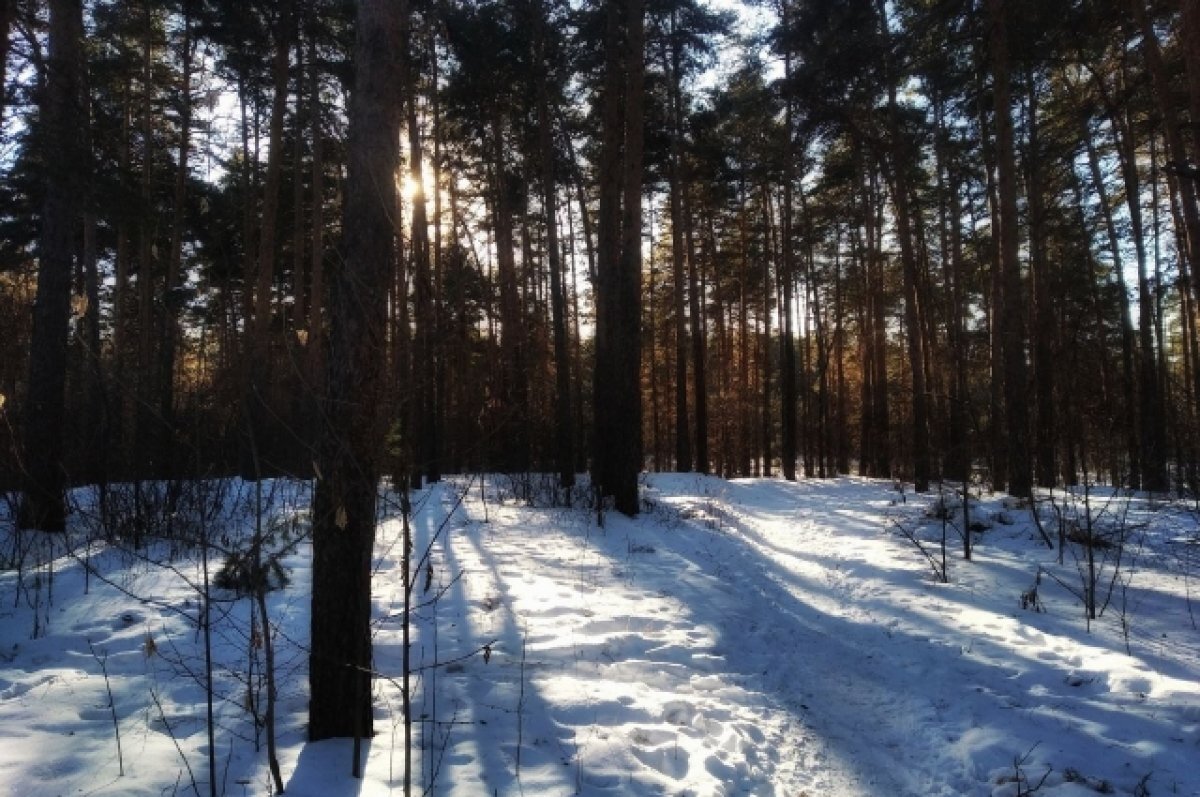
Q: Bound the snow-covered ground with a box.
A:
[0,475,1197,796]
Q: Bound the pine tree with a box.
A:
[19,0,86,531]
[309,0,404,741]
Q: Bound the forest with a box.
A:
[4,0,1200,518]
[2,0,1200,795]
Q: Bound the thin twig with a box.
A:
[87,640,123,777]
[150,685,201,797]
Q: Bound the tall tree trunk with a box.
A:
[135,4,156,481]
[877,0,928,492]
[309,0,403,742]
[865,171,891,477]
[405,27,436,487]
[252,0,295,350]
[934,95,968,483]
[242,0,295,474]
[113,82,133,476]
[1084,131,1139,488]
[1025,78,1056,489]
[20,0,84,530]
[779,5,798,481]
[737,187,752,477]
[307,40,326,384]
[594,0,645,515]
[686,185,708,474]
[1111,97,1168,490]
[159,0,193,479]
[976,68,1007,491]
[430,30,446,482]
[536,0,574,489]
[987,0,1032,498]
[667,15,691,473]
[492,112,528,473]
[761,186,774,478]
[833,230,849,474]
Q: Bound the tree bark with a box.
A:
[20,0,85,530]
[158,0,193,479]
[1025,78,1056,489]
[252,0,295,350]
[667,13,691,473]
[987,0,1032,498]
[686,184,708,474]
[308,0,404,741]
[307,40,326,384]
[593,0,645,515]
[406,26,436,487]
[535,1,574,491]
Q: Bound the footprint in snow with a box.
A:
[631,741,690,781]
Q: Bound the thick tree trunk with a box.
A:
[309,0,404,741]
[20,0,84,530]
[594,0,645,515]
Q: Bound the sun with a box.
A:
[400,166,439,204]
[400,173,421,202]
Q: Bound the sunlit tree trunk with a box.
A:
[406,26,436,488]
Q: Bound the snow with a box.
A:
[1,475,1198,796]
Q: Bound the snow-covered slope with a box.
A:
[0,475,1196,796]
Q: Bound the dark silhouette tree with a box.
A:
[19,0,86,531]
[593,0,647,515]
[309,0,404,741]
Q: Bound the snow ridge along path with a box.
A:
[0,475,1197,796]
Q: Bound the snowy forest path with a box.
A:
[650,476,976,796]
[385,475,1197,796]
